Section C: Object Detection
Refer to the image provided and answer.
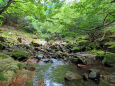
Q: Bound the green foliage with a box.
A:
[0,0,115,40]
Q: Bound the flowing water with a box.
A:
[32,58,115,86]
[33,58,79,86]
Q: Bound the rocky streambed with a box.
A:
[0,36,115,86]
[31,57,115,86]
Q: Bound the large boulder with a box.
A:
[72,53,96,65]
[30,40,41,47]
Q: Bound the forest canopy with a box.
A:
[0,0,115,40]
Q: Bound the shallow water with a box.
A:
[33,58,115,86]
[33,58,79,86]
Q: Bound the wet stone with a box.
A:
[65,71,82,81]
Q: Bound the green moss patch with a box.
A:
[0,57,21,82]
[0,53,10,59]
[90,50,105,56]
[11,50,27,61]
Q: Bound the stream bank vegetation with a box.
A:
[0,0,115,86]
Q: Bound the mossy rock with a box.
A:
[0,58,19,72]
[72,46,80,51]
[90,50,105,60]
[90,50,105,56]
[0,57,20,82]
[103,52,115,67]
[0,53,10,59]
[30,40,41,47]
[11,50,27,61]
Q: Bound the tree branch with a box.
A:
[0,0,14,15]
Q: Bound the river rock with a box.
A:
[65,71,82,81]
[83,73,89,80]
[43,59,53,63]
[76,53,96,65]
[38,54,44,59]
[88,69,100,83]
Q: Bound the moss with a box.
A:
[73,46,80,51]
[26,80,33,86]
[11,50,27,61]
[90,50,105,56]
[17,63,24,70]
[104,52,115,64]
[0,53,10,59]
[76,35,88,41]
[84,79,110,86]
[0,73,8,81]
[0,57,20,82]
[0,58,19,72]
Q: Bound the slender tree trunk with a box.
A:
[0,0,13,15]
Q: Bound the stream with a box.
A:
[32,57,115,86]
[33,58,79,86]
